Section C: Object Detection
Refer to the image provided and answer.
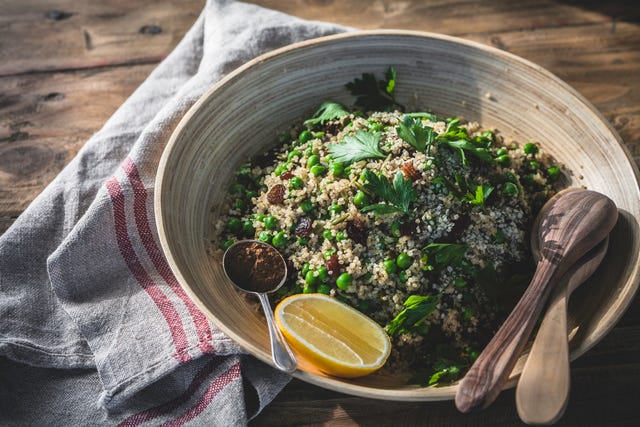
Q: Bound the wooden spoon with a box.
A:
[516,236,608,425]
[455,189,618,413]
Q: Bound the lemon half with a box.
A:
[274,293,391,378]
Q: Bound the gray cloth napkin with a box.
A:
[0,1,346,424]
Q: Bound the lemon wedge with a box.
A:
[274,293,391,378]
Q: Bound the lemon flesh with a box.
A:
[274,293,391,378]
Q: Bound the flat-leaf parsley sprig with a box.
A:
[386,294,440,336]
[304,101,351,127]
[346,66,405,112]
[328,130,386,164]
[396,115,436,154]
[361,170,416,215]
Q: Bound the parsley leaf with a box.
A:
[361,170,416,215]
[423,243,467,267]
[429,362,462,385]
[466,183,494,206]
[436,118,493,165]
[387,294,439,336]
[303,101,350,126]
[396,115,435,153]
[346,66,404,112]
[328,130,386,164]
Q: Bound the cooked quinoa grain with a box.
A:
[212,104,560,385]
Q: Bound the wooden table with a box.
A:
[1,1,638,425]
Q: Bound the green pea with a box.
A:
[323,249,336,260]
[503,182,518,196]
[272,231,287,249]
[383,259,397,274]
[242,220,255,236]
[274,163,288,176]
[546,165,561,181]
[396,252,412,269]
[301,262,310,276]
[390,222,401,238]
[304,148,313,157]
[454,277,467,288]
[495,147,508,157]
[289,176,303,189]
[263,215,277,230]
[317,266,329,282]
[307,155,320,168]
[329,162,344,178]
[258,231,271,243]
[322,229,334,241]
[496,154,511,166]
[300,199,313,213]
[245,190,257,199]
[529,161,540,170]
[233,199,245,210]
[336,272,353,290]
[288,150,302,161]
[296,237,308,246]
[298,130,313,143]
[359,169,369,183]
[329,204,342,215]
[220,239,234,250]
[523,142,539,156]
[254,213,266,221]
[231,183,245,194]
[398,270,408,283]
[310,165,326,177]
[305,270,318,286]
[353,190,368,208]
[227,217,242,233]
[303,284,316,294]
[317,283,331,295]
[335,231,347,241]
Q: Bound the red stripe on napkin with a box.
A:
[122,158,215,354]
[106,176,191,363]
[116,358,240,427]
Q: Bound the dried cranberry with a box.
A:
[325,254,342,278]
[294,217,313,238]
[346,219,367,245]
[401,162,420,181]
[399,221,418,237]
[280,171,294,180]
[326,122,340,135]
[267,184,286,205]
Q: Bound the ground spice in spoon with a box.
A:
[225,241,286,293]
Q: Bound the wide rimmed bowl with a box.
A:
[155,30,640,401]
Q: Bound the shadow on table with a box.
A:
[554,0,640,23]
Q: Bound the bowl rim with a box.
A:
[155,29,640,401]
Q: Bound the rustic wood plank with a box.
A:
[0,64,155,232]
[0,0,204,76]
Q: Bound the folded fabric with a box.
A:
[0,0,347,424]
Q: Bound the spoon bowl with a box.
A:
[222,240,297,373]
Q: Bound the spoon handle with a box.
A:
[258,292,297,373]
[455,259,559,413]
[516,286,570,425]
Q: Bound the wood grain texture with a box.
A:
[1,1,640,425]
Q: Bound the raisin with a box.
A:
[267,184,286,205]
[401,162,420,181]
[280,171,294,180]
[346,218,367,245]
[294,217,313,238]
[326,122,341,135]
[400,221,417,236]
[325,254,342,278]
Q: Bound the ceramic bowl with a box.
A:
[155,30,640,400]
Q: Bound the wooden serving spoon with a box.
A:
[455,189,618,413]
[516,235,608,425]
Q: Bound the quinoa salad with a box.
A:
[211,68,562,385]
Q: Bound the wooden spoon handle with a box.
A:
[515,287,570,425]
[455,259,559,413]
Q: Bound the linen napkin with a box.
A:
[0,0,347,424]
